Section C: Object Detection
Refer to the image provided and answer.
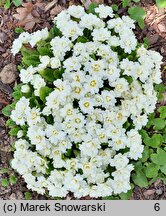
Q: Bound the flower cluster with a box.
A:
[10,5,162,198]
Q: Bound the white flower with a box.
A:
[50,57,61,69]
[67,5,85,18]
[27,107,41,125]
[79,97,94,114]
[92,28,111,41]
[20,66,36,83]
[21,84,31,93]
[29,28,49,47]
[11,32,30,55]
[95,5,114,19]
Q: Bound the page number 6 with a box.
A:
[154,203,160,211]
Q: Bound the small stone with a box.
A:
[143,189,155,196]
[0,63,18,84]
[16,191,24,200]
[0,32,6,44]
[158,22,166,33]
[156,188,163,195]
[149,34,159,45]
[9,193,17,200]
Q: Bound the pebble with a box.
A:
[0,63,18,84]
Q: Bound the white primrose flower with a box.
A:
[67,5,85,18]
[20,66,37,83]
[95,4,114,19]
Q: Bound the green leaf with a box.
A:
[155,84,166,101]
[160,164,166,175]
[4,0,11,9]
[153,118,166,130]
[22,55,40,67]
[119,189,132,200]
[133,0,140,2]
[145,163,160,178]
[158,106,166,119]
[140,146,150,162]
[143,37,150,48]
[102,196,119,200]
[77,36,88,43]
[156,0,166,8]
[37,46,52,56]
[112,4,119,11]
[146,113,155,128]
[132,170,148,187]
[1,179,9,187]
[9,127,20,136]
[137,17,145,29]
[87,3,98,14]
[151,149,166,165]
[48,25,62,39]
[13,0,22,6]
[144,134,162,148]
[15,27,24,34]
[139,129,149,139]
[21,46,38,57]
[6,119,16,128]
[2,104,14,117]
[39,86,53,102]
[39,68,56,82]
[0,168,10,174]
[128,7,146,29]
[9,175,17,185]
[122,0,131,7]
[12,90,22,100]
[24,192,32,200]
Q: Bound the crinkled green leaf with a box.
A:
[77,36,89,43]
[15,27,24,34]
[4,0,11,9]
[144,134,162,148]
[119,189,132,200]
[39,68,56,82]
[151,149,166,165]
[13,0,22,7]
[21,46,39,57]
[24,192,32,200]
[22,55,40,67]
[112,4,119,11]
[2,104,15,117]
[9,175,17,185]
[132,170,148,188]
[39,86,53,102]
[6,119,16,128]
[37,46,52,56]
[156,0,166,8]
[140,146,150,162]
[1,179,9,187]
[9,127,20,136]
[122,0,131,7]
[158,106,166,119]
[160,165,166,175]
[128,7,146,29]
[155,84,166,101]
[153,118,166,130]
[145,163,160,178]
[87,3,98,14]
[146,113,155,128]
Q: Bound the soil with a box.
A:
[0,0,166,200]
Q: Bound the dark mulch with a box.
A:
[0,0,166,200]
